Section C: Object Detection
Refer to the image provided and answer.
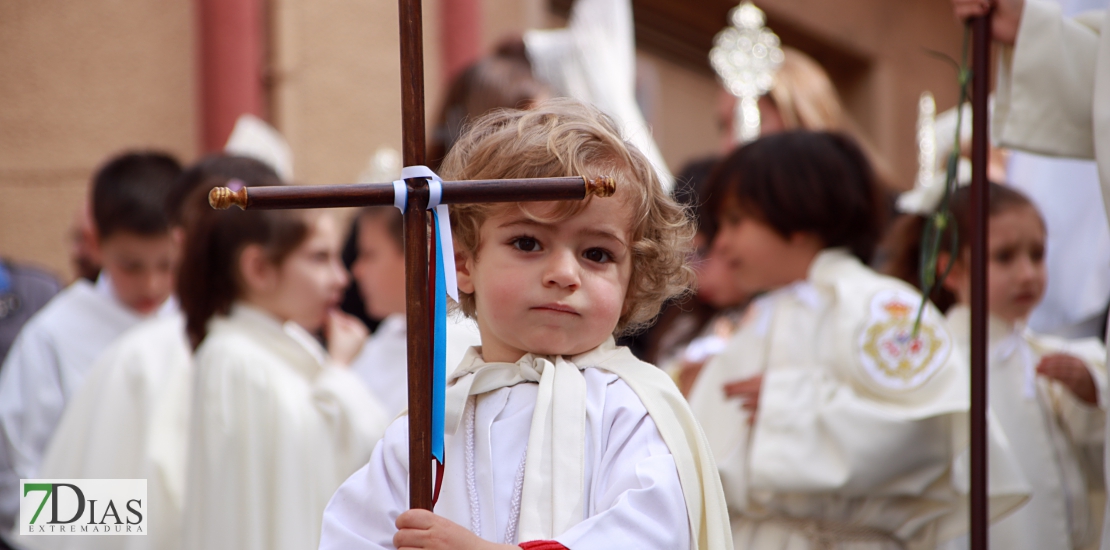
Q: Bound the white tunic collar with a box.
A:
[94,271,179,318]
[225,302,330,368]
[948,305,1037,399]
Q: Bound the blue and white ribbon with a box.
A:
[393,166,458,464]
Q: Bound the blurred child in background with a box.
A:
[884,182,1107,550]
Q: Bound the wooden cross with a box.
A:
[208,0,615,511]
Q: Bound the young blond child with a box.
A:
[0,151,182,533]
[320,99,731,550]
[884,182,1107,550]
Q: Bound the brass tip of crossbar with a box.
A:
[209,187,248,210]
[585,175,616,198]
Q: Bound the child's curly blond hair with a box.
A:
[440,98,696,336]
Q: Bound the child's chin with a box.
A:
[525,338,601,358]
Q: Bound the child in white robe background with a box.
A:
[17,155,287,550]
[348,207,481,418]
[320,99,732,550]
[884,182,1107,550]
[0,152,183,536]
[177,179,387,550]
[686,132,1029,549]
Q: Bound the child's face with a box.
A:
[260,215,349,333]
[713,206,821,295]
[96,231,180,314]
[988,206,1047,322]
[457,197,634,363]
[694,233,750,309]
[945,205,1047,323]
[351,215,407,319]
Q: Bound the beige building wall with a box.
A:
[0,0,198,281]
[0,0,966,281]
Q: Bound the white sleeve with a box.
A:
[749,366,953,494]
[0,325,65,529]
[319,417,410,550]
[552,380,691,550]
[314,366,389,475]
[994,0,1104,159]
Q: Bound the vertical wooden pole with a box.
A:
[399,0,434,511]
[969,12,992,550]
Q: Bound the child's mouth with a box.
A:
[533,303,579,315]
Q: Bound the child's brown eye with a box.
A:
[583,248,613,264]
[511,236,541,252]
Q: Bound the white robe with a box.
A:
[13,314,192,550]
[524,0,674,191]
[991,5,1110,546]
[993,0,1110,219]
[320,340,733,550]
[944,306,1106,550]
[687,249,1030,550]
[182,304,387,550]
[351,312,482,419]
[0,276,175,534]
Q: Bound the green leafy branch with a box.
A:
[913,26,972,336]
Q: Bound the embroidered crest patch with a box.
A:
[858,288,951,390]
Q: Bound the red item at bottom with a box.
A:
[519,541,568,550]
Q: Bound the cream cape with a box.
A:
[687,249,1029,549]
[946,306,1106,550]
[442,338,733,549]
[182,304,387,550]
[18,314,191,550]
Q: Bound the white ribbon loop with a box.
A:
[392,165,459,301]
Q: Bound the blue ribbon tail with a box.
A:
[431,211,447,464]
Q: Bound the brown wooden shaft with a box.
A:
[441,177,587,204]
[239,183,396,209]
[969,13,991,550]
[399,0,432,512]
[208,176,616,211]
[399,0,426,168]
[404,182,432,512]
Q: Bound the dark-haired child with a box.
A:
[0,151,182,533]
[686,131,1027,549]
[177,176,385,550]
[24,155,285,550]
[884,182,1106,550]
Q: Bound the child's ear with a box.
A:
[455,251,475,294]
[239,244,277,294]
[88,227,104,266]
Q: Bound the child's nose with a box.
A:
[332,260,350,288]
[544,249,580,289]
[1015,254,1040,279]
